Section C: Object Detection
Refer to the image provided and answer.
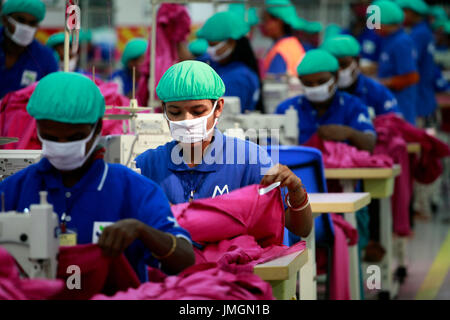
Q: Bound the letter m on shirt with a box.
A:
[212,185,229,198]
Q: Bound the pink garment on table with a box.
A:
[374,125,412,236]
[54,244,140,300]
[374,114,450,184]
[94,261,274,300]
[303,134,394,168]
[171,184,285,248]
[136,4,191,106]
[0,79,130,150]
[316,214,358,300]
[0,246,65,300]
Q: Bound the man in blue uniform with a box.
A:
[398,0,438,124]
[276,49,376,151]
[0,72,195,283]
[0,0,58,99]
[321,34,400,118]
[136,60,313,238]
[374,0,420,125]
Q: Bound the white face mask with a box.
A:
[38,124,100,171]
[4,16,37,47]
[338,60,359,89]
[207,41,233,62]
[164,101,218,144]
[302,77,337,103]
[60,56,79,72]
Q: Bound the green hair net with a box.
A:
[292,17,307,31]
[197,11,250,42]
[297,49,339,76]
[46,32,68,48]
[445,21,450,35]
[121,38,148,67]
[429,6,448,21]
[396,0,429,16]
[321,35,361,58]
[27,72,105,124]
[372,0,405,25]
[228,3,260,27]
[1,0,46,22]
[324,23,343,40]
[156,60,225,102]
[304,21,323,34]
[188,38,209,56]
[265,0,299,28]
[79,29,92,44]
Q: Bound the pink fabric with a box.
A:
[93,261,274,300]
[0,79,130,150]
[54,244,140,300]
[136,4,191,106]
[0,246,65,300]
[373,114,450,184]
[171,184,286,248]
[303,134,394,168]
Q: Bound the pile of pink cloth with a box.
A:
[136,3,191,107]
[303,134,394,168]
[0,77,130,150]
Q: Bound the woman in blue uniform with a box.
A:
[197,11,263,113]
[276,49,377,152]
[321,34,400,118]
[110,38,147,98]
[0,72,195,283]
[373,0,420,125]
[135,61,312,238]
[0,0,58,99]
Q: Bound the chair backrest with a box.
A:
[267,145,335,245]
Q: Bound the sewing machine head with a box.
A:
[0,191,59,279]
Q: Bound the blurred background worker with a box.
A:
[321,34,400,118]
[110,38,147,98]
[228,0,260,40]
[188,38,209,63]
[397,0,438,127]
[373,0,420,125]
[276,49,376,152]
[260,0,305,77]
[293,18,323,52]
[197,11,263,113]
[0,0,58,99]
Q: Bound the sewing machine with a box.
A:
[0,150,42,181]
[0,191,59,279]
[102,113,172,169]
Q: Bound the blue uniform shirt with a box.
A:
[409,21,437,117]
[358,28,382,63]
[378,29,418,125]
[275,91,376,145]
[0,158,192,283]
[0,27,59,99]
[110,69,132,97]
[210,61,260,113]
[351,73,400,117]
[135,129,274,205]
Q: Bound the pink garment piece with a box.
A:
[0,246,65,300]
[93,261,275,300]
[136,4,191,106]
[54,244,140,300]
[0,78,130,150]
[303,134,394,168]
[171,184,285,248]
[373,114,450,184]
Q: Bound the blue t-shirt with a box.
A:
[409,21,437,117]
[275,91,376,145]
[352,74,400,117]
[358,28,382,63]
[0,27,59,99]
[378,29,418,124]
[135,129,274,205]
[110,69,132,97]
[211,61,260,113]
[0,158,192,283]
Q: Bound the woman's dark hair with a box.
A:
[229,37,265,113]
[283,22,293,36]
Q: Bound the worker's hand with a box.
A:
[98,219,143,257]
[260,164,306,207]
[318,124,353,142]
